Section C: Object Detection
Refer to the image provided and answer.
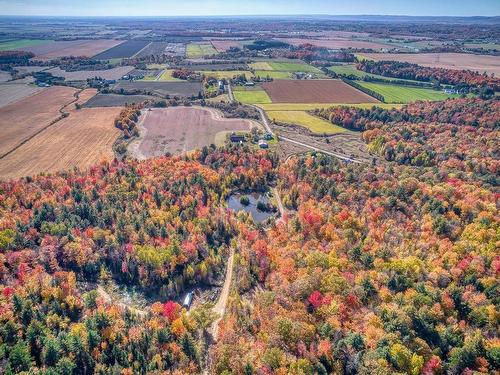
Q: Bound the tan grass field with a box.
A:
[0,86,78,157]
[0,106,121,179]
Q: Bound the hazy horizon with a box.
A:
[0,0,498,17]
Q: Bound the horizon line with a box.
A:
[0,14,499,18]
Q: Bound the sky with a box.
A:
[0,0,498,17]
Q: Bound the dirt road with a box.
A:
[209,248,235,341]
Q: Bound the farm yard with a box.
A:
[268,110,347,134]
[356,81,459,103]
[359,52,500,75]
[45,66,135,81]
[262,80,380,103]
[84,93,155,107]
[93,40,150,59]
[186,43,217,58]
[112,81,203,97]
[0,106,121,179]
[0,86,78,157]
[129,107,256,157]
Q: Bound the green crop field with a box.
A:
[258,102,402,111]
[197,70,254,80]
[268,62,321,73]
[356,82,459,103]
[253,70,293,79]
[234,90,272,104]
[268,111,347,134]
[0,39,50,51]
[186,43,217,58]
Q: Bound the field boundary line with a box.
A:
[0,88,83,161]
[131,41,152,58]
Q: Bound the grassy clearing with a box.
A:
[197,70,254,80]
[147,63,168,69]
[157,69,181,81]
[254,70,293,79]
[249,62,273,70]
[186,43,217,58]
[356,82,459,103]
[268,62,321,73]
[234,90,272,104]
[0,39,50,51]
[258,102,402,111]
[268,111,347,134]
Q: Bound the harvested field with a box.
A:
[0,71,11,83]
[0,86,77,157]
[45,66,135,81]
[93,40,150,59]
[135,42,169,57]
[113,81,202,97]
[23,39,123,59]
[129,107,255,157]
[0,107,121,180]
[84,93,155,107]
[13,66,52,74]
[360,52,500,76]
[262,80,379,103]
[211,40,242,52]
[0,82,44,108]
[280,38,392,50]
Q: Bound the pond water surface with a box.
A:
[226,192,274,223]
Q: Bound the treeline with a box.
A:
[357,60,500,91]
[0,51,35,65]
[313,97,500,131]
[114,104,142,138]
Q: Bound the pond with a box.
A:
[226,192,274,223]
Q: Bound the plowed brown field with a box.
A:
[262,80,379,103]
